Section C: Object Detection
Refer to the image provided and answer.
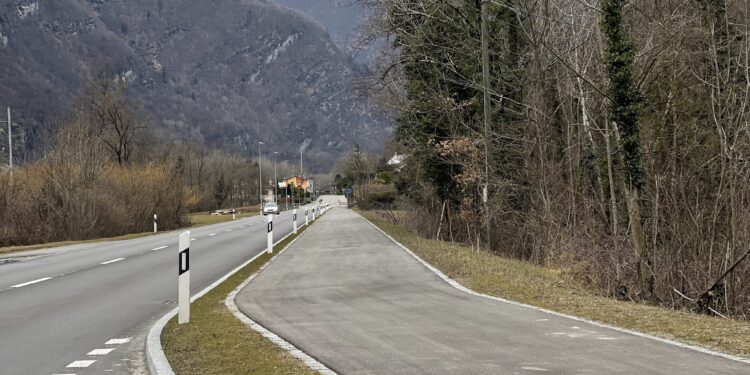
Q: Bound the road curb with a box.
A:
[225,221,337,375]
[354,210,750,366]
[145,214,304,375]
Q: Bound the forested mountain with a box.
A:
[367,0,750,317]
[0,0,390,170]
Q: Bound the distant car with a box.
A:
[263,202,279,215]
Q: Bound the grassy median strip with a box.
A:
[160,222,318,375]
[359,210,750,358]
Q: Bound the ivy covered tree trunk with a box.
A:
[601,0,654,298]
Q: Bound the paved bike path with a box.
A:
[236,208,750,374]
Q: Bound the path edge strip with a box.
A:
[354,210,750,365]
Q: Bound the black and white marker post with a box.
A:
[312,204,316,220]
[293,208,298,234]
[153,214,158,233]
[305,206,309,226]
[178,231,190,324]
[267,212,273,254]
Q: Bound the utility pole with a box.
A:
[7,107,11,169]
[258,141,264,213]
[274,151,278,203]
[480,0,492,251]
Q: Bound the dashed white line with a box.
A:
[224,229,232,232]
[87,348,116,355]
[152,245,168,251]
[11,277,52,288]
[191,238,197,241]
[66,360,95,368]
[209,233,217,236]
[105,338,131,345]
[100,258,125,265]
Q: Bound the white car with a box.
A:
[263,202,279,215]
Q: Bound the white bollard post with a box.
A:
[178,231,190,324]
[267,213,273,254]
[232,210,236,220]
[305,206,309,226]
[293,208,298,234]
[312,204,316,220]
[153,214,158,233]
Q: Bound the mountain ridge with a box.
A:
[0,0,390,170]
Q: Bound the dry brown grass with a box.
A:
[360,210,750,358]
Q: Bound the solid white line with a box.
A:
[152,246,168,251]
[105,338,131,345]
[11,277,52,288]
[355,210,750,365]
[87,348,115,355]
[100,258,125,265]
[66,360,95,368]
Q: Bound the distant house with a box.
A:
[387,153,404,167]
[282,176,311,191]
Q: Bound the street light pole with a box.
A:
[274,151,278,203]
[258,141,264,213]
[7,107,11,170]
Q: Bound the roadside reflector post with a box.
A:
[153,214,158,233]
[305,207,309,226]
[178,231,190,324]
[232,210,236,220]
[293,209,298,234]
[312,205,316,220]
[267,213,273,254]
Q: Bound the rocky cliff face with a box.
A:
[0,0,390,169]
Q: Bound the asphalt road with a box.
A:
[236,208,750,375]
[0,199,331,375]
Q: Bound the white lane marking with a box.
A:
[152,245,168,251]
[100,258,125,265]
[209,233,217,236]
[11,277,52,288]
[67,360,96,368]
[224,229,232,232]
[105,338,131,345]
[521,367,550,372]
[87,348,116,355]
[52,373,76,375]
[190,238,196,241]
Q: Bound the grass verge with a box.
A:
[359,210,750,358]
[187,210,257,226]
[160,220,318,375]
[0,232,156,256]
[0,208,260,256]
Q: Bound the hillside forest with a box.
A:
[358,0,750,318]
